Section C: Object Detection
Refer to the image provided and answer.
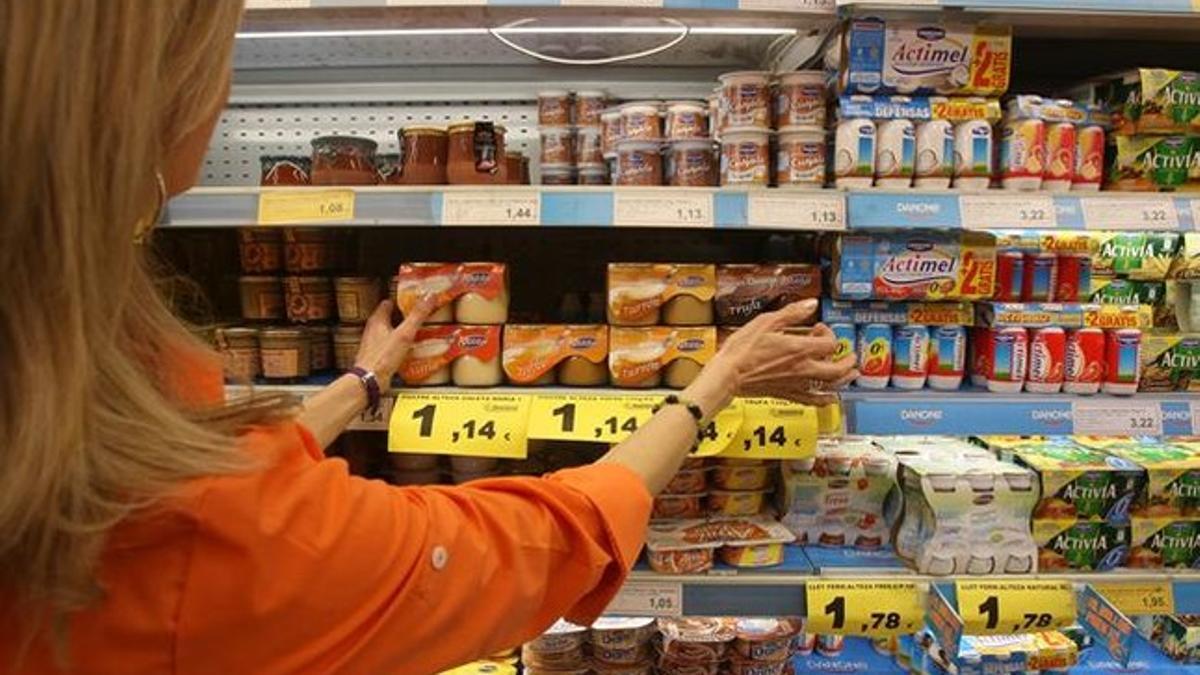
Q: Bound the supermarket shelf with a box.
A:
[842,389,1199,437]
[246,0,834,13]
[165,186,847,230]
[167,186,1200,231]
[845,190,1200,232]
[838,0,1200,41]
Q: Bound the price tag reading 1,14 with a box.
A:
[955,581,1075,635]
[724,398,817,459]
[805,581,922,637]
[441,190,540,226]
[525,394,657,444]
[612,191,713,228]
[388,393,531,458]
[257,189,355,225]
[1072,400,1163,436]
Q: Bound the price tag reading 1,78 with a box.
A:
[525,394,658,444]
[955,581,1076,635]
[805,581,922,637]
[388,393,531,458]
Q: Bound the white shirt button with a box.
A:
[431,546,449,570]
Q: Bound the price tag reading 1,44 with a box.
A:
[525,394,657,444]
[257,189,355,225]
[955,581,1075,635]
[805,581,923,637]
[723,398,817,459]
[442,190,540,226]
[1072,401,1163,436]
[388,393,531,458]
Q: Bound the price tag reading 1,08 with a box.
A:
[257,189,355,225]
[388,393,531,458]
[805,581,922,637]
[955,581,1075,635]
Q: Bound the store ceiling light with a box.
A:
[235,25,796,39]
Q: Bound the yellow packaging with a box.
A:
[609,326,716,389]
[501,325,608,385]
[607,263,717,326]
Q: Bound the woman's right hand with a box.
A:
[683,298,858,415]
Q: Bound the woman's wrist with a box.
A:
[682,360,737,422]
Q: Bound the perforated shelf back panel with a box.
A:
[203,101,535,186]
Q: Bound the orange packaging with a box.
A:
[394,262,507,316]
[609,327,717,388]
[401,325,501,384]
[501,325,608,385]
[607,264,717,326]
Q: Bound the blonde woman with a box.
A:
[0,2,856,673]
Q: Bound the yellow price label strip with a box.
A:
[525,394,657,444]
[955,580,1076,635]
[1093,581,1175,617]
[389,393,530,458]
[805,581,923,637]
[257,189,355,225]
[722,397,817,459]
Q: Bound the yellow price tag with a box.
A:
[1093,582,1175,617]
[694,400,744,457]
[525,394,657,444]
[955,580,1075,635]
[257,189,355,225]
[721,397,817,459]
[805,581,923,637]
[816,403,842,436]
[389,393,530,458]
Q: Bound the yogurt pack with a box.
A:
[831,18,1012,97]
[831,231,997,301]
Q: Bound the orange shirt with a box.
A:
[1,423,652,674]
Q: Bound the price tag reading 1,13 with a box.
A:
[955,581,1075,635]
[525,394,657,444]
[257,189,355,225]
[724,398,817,459]
[805,581,922,637]
[612,191,713,228]
[1072,400,1163,436]
[388,393,531,458]
[441,190,540,226]
[747,193,844,230]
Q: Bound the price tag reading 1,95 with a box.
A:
[805,581,922,637]
[525,394,657,444]
[724,398,818,459]
[1093,582,1175,617]
[257,189,355,225]
[955,581,1075,635]
[388,393,531,458]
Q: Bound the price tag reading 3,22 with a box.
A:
[388,393,531,458]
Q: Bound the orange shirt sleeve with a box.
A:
[176,423,651,675]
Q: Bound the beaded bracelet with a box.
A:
[651,394,708,447]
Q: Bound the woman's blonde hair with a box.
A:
[0,0,288,645]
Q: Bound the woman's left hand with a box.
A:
[353,299,432,393]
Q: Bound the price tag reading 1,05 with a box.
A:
[955,581,1075,635]
[606,581,683,617]
[388,393,531,458]
[257,189,355,225]
[805,581,922,637]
